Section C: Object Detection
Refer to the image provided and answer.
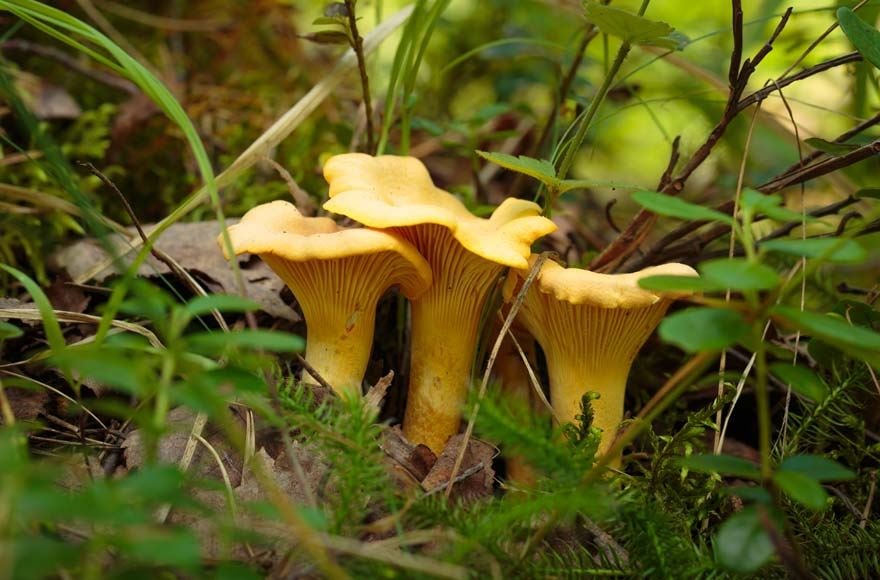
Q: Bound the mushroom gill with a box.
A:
[323,154,556,451]
[504,257,698,456]
[219,200,431,397]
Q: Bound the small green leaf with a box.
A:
[769,363,828,403]
[122,528,201,568]
[855,188,880,200]
[476,151,557,185]
[0,321,23,340]
[838,7,880,70]
[0,265,64,353]
[773,470,828,510]
[183,294,261,318]
[659,307,749,352]
[741,189,814,223]
[772,306,880,367]
[51,347,149,395]
[583,2,685,49]
[762,238,867,264]
[804,137,860,156]
[638,275,713,293]
[301,30,351,45]
[631,191,734,225]
[714,507,775,573]
[679,454,761,479]
[778,454,856,482]
[725,485,772,504]
[187,330,305,354]
[699,258,781,291]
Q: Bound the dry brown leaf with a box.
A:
[421,434,496,500]
[15,72,81,120]
[364,371,393,415]
[0,386,49,424]
[380,426,437,484]
[51,220,299,321]
[122,406,243,485]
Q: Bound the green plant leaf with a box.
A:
[187,330,304,354]
[773,470,828,510]
[761,238,867,264]
[699,258,781,291]
[769,363,828,403]
[778,454,856,482]
[740,189,814,222]
[631,191,734,225]
[638,275,714,292]
[659,307,749,352]
[51,347,149,395]
[772,306,880,367]
[804,137,860,156]
[0,264,64,353]
[183,295,262,318]
[838,6,880,70]
[476,151,557,185]
[583,2,685,49]
[679,454,761,479]
[855,188,880,200]
[0,321,23,340]
[725,485,772,504]
[714,507,775,573]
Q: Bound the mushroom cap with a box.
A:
[322,153,557,269]
[505,257,699,309]
[219,200,432,298]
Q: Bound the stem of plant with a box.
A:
[345,0,374,153]
[754,326,772,480]
[556,41,631,181]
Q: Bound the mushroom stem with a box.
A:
[401,226,504,452]
[523,297,672,456]
[265,254,394,397]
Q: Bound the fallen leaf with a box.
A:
[51,220,299,321]
[380,426,437,483]
[15,71,81,120]
[122,406,243,486]
[422,434,496,500]
[46,277,90,314]
[0,386,49,424]
[364,371,393,415]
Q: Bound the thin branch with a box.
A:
[738,52,863,112]
[344,0,375,153]
[728,0,743,86]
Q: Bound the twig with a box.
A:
[589,8,793,272]
[738,52,863,112]
[760,141,880,194]
[344,0,375,153]
[297,353,336,393]
[728,0,743,87]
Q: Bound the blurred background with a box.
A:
[1,0,878,284]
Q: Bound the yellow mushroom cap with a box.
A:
[220,200,431,299]
[218,200,432,396]
[323,153,557,268]
[509,257,698,308]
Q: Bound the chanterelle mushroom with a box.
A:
[504,257,698,457]
[220,200,431,397]
[323,154,556,451]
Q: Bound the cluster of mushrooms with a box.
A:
[220,154,697,459]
